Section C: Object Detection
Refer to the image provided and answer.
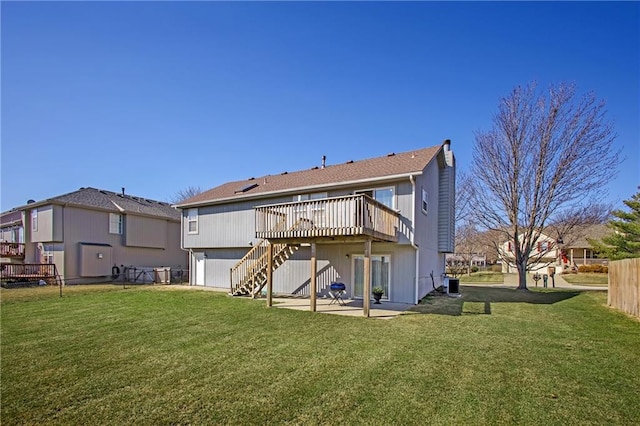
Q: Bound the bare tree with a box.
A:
[450,171,480,275]
[171,186,203,204]
[470,82,620,290]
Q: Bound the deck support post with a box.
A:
[310,242,317,312]
[363,238,372,317]
[266,242,273,307]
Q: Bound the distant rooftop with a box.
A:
[3,187,180,221]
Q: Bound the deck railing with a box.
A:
[1,263,59,284]
[0,242,25,258]
[255,194,399,242]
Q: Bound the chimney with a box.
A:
[321,155,326,169]
[443,139,451,151]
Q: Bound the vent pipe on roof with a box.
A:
[122,187,125,196]
[321,155,326,169]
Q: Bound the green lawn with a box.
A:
[561,273,609,286]
[2,285,639,425]
[458,271,504,283]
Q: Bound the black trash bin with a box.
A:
[448,278,460,294]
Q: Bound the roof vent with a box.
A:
[311,166,319,170]
[387,152,395,157]
[281,171,288,175]
[27,199,36,204]
[248,177,255,180]
[346,160,354,164]
[235,183,259,194]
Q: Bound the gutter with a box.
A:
[179,212,192,286]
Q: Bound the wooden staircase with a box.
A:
[230,216,315,297]
[230,241,299,297]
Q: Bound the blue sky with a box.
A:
[2,1,638,211]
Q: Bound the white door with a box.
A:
[194,254,205,285]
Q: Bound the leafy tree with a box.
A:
[470,82,620,290]
[590,189,640,260]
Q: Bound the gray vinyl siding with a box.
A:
[61,206,186,283]
[184,180,415,249]
[413,155,448,298]
[438,166,455,253]
[191,241,417,303]
[125,215,167,248]
[30,205,63,243]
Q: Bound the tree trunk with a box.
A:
[516,259,529,290]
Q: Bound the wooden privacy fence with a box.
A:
[608,258,640,317]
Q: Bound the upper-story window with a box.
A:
[292,192,327,202]
[421,187,428,215]
[31,210,38,232]
[187,208,198,234]
[355,187,395,209]
[109,213,123,234]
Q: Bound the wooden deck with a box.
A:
[254,194,399,243]
[1,263,61,286]
[0,242,25,259]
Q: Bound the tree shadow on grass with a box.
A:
[407,285,582,316]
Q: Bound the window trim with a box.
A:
[354,186,395,209]
[351,253,392,301]
[421,187,428,215]
[187,208,199,234]
[109,213,123,235]
[31,209,38,232]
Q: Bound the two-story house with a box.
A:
[1,187,187,285]
[177,141,455,315]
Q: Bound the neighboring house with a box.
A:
[445,253,487,268]
[177,141,456,312]
[0,210,25,263]
[500,233,558,274]
[0,187,187,284]
[499,224,610,274]
[559,223,610,269]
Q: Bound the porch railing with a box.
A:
[0,242,25,258]
[1,263,60,285]
[255,194,399,242]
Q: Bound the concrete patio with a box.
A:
[271,296,414,319]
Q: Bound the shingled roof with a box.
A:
[178,144,443,207]
[7,188,180,221]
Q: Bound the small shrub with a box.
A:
[471,266,479,273]
[578,265,589,273]
[490,264,502,272]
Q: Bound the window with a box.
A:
[355,187,395,209]
[31,210,38,232]
[187,208,198,234]
[538,241,550,252]
[421,187,428,215]
[292,193,327,227]
[109,213,123,234]
[353,255,390,300]
[292,192,327,202]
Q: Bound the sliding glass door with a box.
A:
[353,255,390,299]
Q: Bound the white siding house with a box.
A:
[177,141,456,316]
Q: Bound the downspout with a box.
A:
[179,210,192,286]
[410,174,420,304]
